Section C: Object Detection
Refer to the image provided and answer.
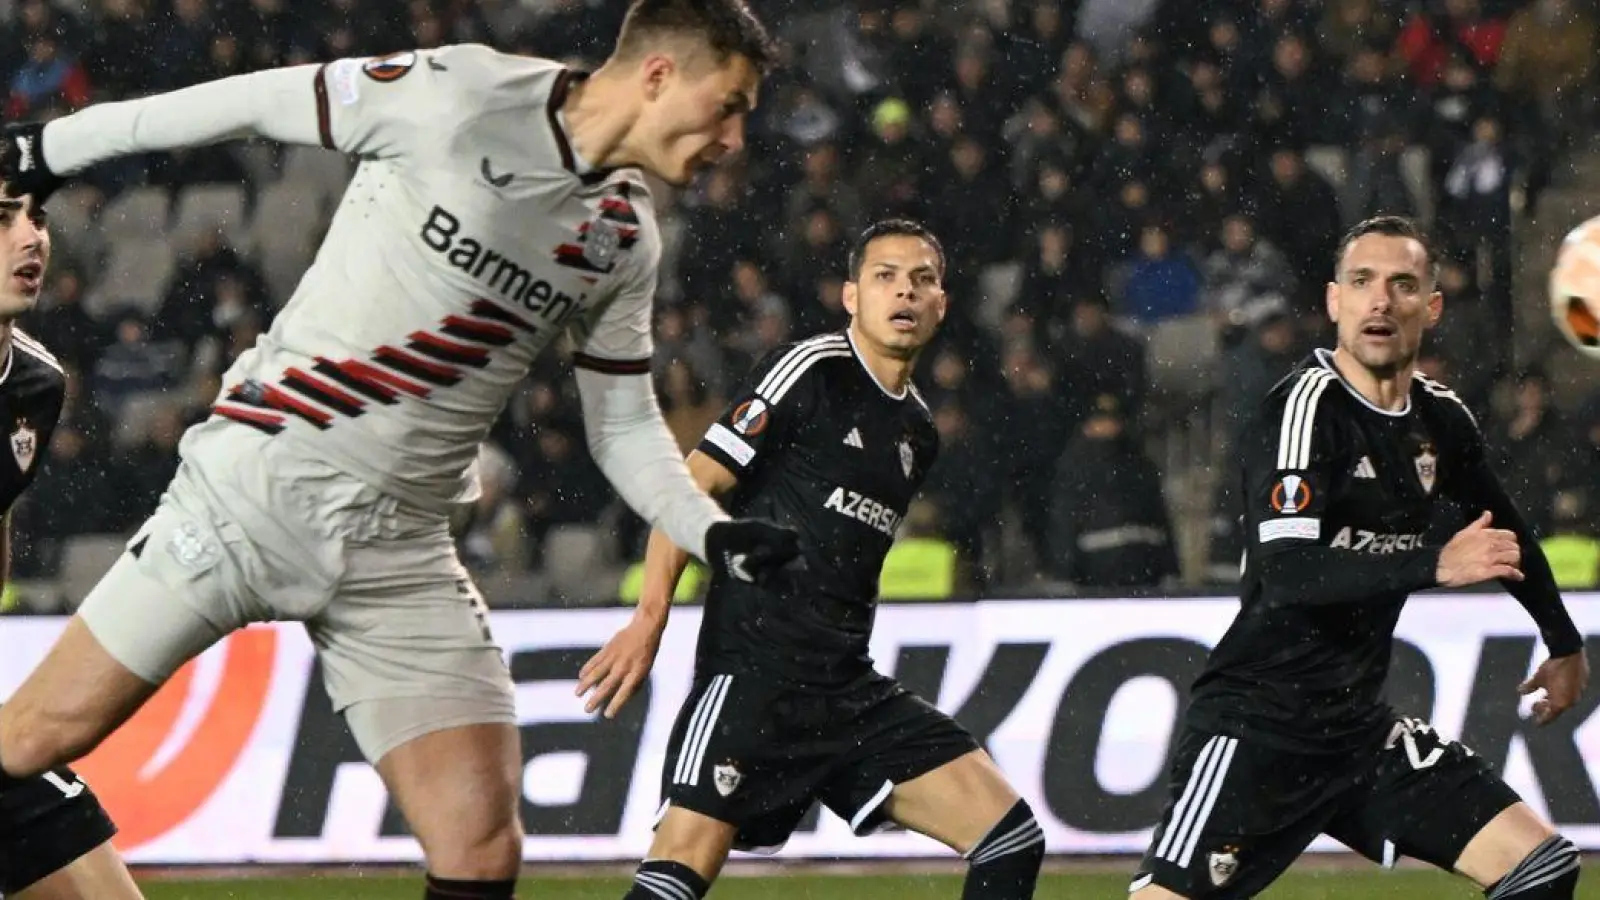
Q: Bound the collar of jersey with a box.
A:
[1313,347,1411,417]
[845,328,907,400]
[547,68,634,186]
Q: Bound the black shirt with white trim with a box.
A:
[694,330,938,687]
[1188,349,1582,753]
[0,330,65,515]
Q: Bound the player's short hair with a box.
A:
[847,219,946,282]
[1334,215,1440,286]
[613,0,779,72]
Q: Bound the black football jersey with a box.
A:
[1187,349,1582,753]
[694,331,938,686]
[0,331,64,515]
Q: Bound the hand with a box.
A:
[1520,650,1589,726]
[575,612,665,719]
[0,122,62,207]
[704,518,801,585]
[1436,511,1523,587]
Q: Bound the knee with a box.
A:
[1486,834,1579,899]
[423,818,524,881]
[967,798,1045,869]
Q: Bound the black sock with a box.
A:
[1486,835,1580,899]
[423,874,516,899]
[623,859,710,900]
[963,799,1045,900]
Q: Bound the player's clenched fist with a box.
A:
[1436,510,1523,586]
[0,123,61,206]
[705,518,801,585]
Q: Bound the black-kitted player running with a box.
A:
[1132,215,1589,900]
[0,187,144,899]
[578,219,1044,900]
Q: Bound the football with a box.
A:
[1549,216,1600,358]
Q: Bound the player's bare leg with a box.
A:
[0,617,159,778]
[884,749,1043,898]
[13,840,145,900]
[375,723,525,898]
[619,806,737,899]
[1454,802,1579,898]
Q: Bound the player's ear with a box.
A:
[1426,289,1443,327]
[841,279,859,318]
[1324,279,1340,324]
[639,53,676,101]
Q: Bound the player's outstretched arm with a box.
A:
[576,451,736,719]
[1449,437,1588,722]
[2,50,450,204]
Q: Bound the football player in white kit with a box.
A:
[0,1,794,896]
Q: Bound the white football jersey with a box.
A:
[187,46,662,512]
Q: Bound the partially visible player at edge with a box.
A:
[0,2,800,898]
[0,187,145,900]
[578,219,1044,900]
[1131,215,1589,900]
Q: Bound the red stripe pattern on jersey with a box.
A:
[211,299,531,435]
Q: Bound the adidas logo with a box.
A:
[1354,456,1377,479]
[843,427,863,449]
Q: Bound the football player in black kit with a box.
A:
[1131,215,1589,900]
[0,186,143,898]
[577,219,1043,900]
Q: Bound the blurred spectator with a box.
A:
[1488,370,1576,536]
[1438,115,1514,328]
[1107,223,1201,326]
[107,402,184,531]
[784,142,863,238]
[1047,393,1178,589]
[1396,0,1507,88]
[1496,0,1597,213]
[24,267,102,374]
[1015,221,1102,341]
[7,33,91,119]
[455,442,530,575]
[1422,48,1502,195]
[1200,212,1297,346]
[1055,292,1148,430]
[920,396,998,587]
[1320,0,1403,66]
[853,97,928,221]
[90,312,185,412]
[998,341,1074,571]
[657,357,721,455]
[1253,148,1343,312]
[1342,114,1420,225]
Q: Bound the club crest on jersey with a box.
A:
[732,398,769,435]
[899,438,915,479]
[9,421,34,472]
[362,51,417,82]
[1208,847,1241,887]
[1269,474,1311,513]
[713,760,743,797]
[555,185,640,277]
[1415,443,1438,494]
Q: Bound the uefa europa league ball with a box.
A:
[1550,216,1600,358]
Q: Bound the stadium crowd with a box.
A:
[3,0,1600,600]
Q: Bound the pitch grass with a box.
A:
[137,869,1593,899]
